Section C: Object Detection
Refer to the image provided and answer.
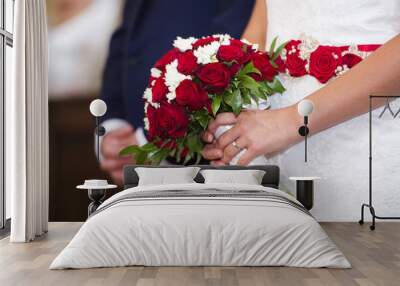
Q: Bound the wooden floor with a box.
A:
[0,222,399,286]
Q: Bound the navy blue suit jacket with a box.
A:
[100,0,255,129]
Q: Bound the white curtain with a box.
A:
[6,0,49,242]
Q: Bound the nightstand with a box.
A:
[77,180,117,217]
[289,177,320,210]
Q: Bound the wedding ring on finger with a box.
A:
[232,140,243,151]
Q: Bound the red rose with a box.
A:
[250,52,278,81]
[197,63,231,93]
[158,103,188,138]
[193,36,218,48]
[229,63,241,76]
[146,105,160,140]
[154,48,180,70]
[151,78,168,102]
[285,53,307,77]
[274,55,286,73]
[176,79,210,110]
[309,46,342,83]
[217,44,245,63]
[155,139,177,150]
[285,40,302,53]
[177,51,197,75]
[230,39,245,48]
[342,53,362,68]
[148,76,156,85]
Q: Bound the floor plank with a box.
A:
[0,222,399,286]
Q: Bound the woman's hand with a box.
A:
[202,107,301,165]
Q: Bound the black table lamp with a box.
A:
[297,99,314,162]
[89,99,107,161]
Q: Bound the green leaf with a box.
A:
[272,41,288,61]
[260,81,273,94]
[254,88,268,100]
[270,60,278,69]
[269,37,278,58]
[250,93,260,105]
[231,89,242,115]
[119,145,142,156]
[232,80,240,89]
[238,62,261,77]
[223,90,234,107]
[270,78,286,94]
[150,148,169,165]
[240,74,260,92]
[241,89,252,105]
[193,109,211,130]
[186,135,203,153]
[211,95,222,116]
[141,143,158,152]
[183,153,193,165]
[195,152,202,165]
[135,151,148,165]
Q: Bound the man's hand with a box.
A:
[100,125,138,185]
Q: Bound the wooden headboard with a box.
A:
[123,165,280,189]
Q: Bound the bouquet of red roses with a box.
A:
[120,35,286,164]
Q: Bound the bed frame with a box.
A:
[123,165,280,189]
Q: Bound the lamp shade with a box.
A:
[89,99,107,117]
[298,99,314,116]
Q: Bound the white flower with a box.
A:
[143,87,152,101]
[150,68,162,78]
[194,41,220,64]
[241,38,259,51]
[166,92,176,101]
[143,88,160,108]
[164,59,191,101]
[173,36,197,52]
[144,117,149,131]
[298,33,319,60]
[214,33,231,40]
[342,44,365,58]
[215,34,231,46]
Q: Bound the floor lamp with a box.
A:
[297,99,314,162]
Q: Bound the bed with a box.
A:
[50,165,350,269]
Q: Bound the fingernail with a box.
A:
[207,134,213,142]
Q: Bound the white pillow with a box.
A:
[135,167,201,186]
[200,169,266,185]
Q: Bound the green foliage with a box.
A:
[119,143,162,165]
[193,109,211,130]
[269,37,277,58]
[272,41,287,61]
[238,62,261,77]
[211,94,222,116]
[269,77,286,94]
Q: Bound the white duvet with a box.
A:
[50,183,350,269]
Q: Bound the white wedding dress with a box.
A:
[265,0,400,221]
